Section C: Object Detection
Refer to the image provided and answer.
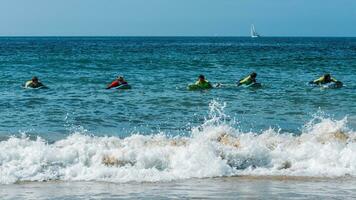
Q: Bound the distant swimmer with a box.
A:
[309,73,343,89]
[309,73,342,85]
[237,72,258,86]
[106,76,131,89]
[25,76,47,89]
[188,75,213,90]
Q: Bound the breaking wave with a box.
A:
[1,101,355,184]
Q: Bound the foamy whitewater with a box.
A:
[1,101,355,184]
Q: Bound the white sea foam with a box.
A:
[0,101,355,184]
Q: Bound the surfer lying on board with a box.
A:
[25,76,47,89]
[187,75,213,90]
[106,76,128,89]
[237,72,257,86]
[309,74,342,85]
[194,75,213,89]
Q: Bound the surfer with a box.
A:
[237,72,257,86]
[106,76,129,89]
[25,76,46,88]
[193,75,213,89]
[309,73,341,85]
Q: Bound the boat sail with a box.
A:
[250,24,260,38]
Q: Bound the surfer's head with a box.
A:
[32,76,39,83]
[250,72,257,79]
[324,73,331,82]
[198,75,205,82]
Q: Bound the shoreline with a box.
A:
[1,176,355,199]
[9,174,355,185]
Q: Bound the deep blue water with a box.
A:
[1,37,356,141]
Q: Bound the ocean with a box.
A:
[0,37,355,199]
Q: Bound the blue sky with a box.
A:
[0,0,355,36]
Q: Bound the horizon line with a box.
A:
[0,35,355,38]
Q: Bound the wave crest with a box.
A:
[1,102,355,184]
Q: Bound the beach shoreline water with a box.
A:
[1,176,355,199]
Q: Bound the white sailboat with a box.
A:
[250,24,260,38]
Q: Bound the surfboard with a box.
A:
[308,81,343,89]
[188,84,212,91]
[117,84,132,89]
[23,85,48,89]
[243,82,262,88]
[322,81,343,89]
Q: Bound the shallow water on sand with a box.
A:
[1,177,355,199]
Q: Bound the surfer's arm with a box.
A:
[311,77,324,85]
[238,76,251,86]
[25,81,32,88]
[106,81,119,89]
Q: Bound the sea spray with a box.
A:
[0,101,355,184]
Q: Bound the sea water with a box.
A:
[0,37,356,199]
